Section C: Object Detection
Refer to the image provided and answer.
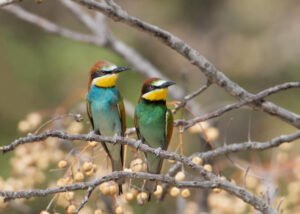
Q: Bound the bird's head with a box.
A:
[140,78,176,102]
[88,60,130,90]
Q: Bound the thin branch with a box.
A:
[72,0,300,129]
[174,80,211,113]
[242,166,250,188]
[3,5,104,46]
[0,171,216,201]
[197,130,300,161]
[0,0,21,8]
[75,186,95,213]
[175,82,300,130]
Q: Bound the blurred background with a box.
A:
[0,0,300,213]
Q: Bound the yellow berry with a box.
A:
[125,192,134,201]
[154,185,163,196]
[99,182,110,195]
[123,168,132,172]
[57,178,67,186]
[168,159,176,164]
[130,188,138,197]
[27,112,42,127]
[170,187,180,197]
[58,160,67,169]
[64,192,75,201]
[85,168,95,177]
[94,210,103,214]
[40,211,50,214]
[181,188,191,198]
[66,205,76,214]
[203,164,212,172]
[192,156,203,165]
[18,120,31,133]
[137,192,148,205]
[82,161,93,172]
[175,171,186,181]
[206,127,219,141]
[74,172,84,182]
[115,206,123,214]
[109,182,118,195]
[213,188,222,193]
[88,141,98,147]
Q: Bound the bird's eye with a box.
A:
[149,85,154,90]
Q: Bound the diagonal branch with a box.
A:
[0,0,21,8]
[0,171,216,201]
[71,0,300,129]
[175,82,300,130]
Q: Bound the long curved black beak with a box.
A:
[113,67,130,74]
[161,80,176,88]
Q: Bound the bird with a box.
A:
[86,60,129,194]
[134,78,175,200]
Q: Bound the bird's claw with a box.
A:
[87,130,97,140]
[112,135,118,145]
[135,140,142,150]
[154,147,162,157]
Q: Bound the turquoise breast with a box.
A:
[87,85,122,136]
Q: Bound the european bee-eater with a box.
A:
[134,78,175,199]
[86,60,129,193]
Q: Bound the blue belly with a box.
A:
[87,86,122,136]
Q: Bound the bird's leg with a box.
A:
[154,147,162,157]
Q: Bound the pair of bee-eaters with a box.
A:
[86,60,175,198]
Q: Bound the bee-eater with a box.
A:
[134,78,175,199]
[86,60,129,193]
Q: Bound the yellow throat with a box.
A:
[142,88,168,101]
[93,74,119,88]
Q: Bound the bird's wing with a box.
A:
[117,93,126,136]
[165,108,174,149]
[134,110,142,140]
[86,98,94,129]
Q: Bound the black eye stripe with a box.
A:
[91,70,110,79]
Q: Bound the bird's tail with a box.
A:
[144,180,157,201]
[144,153,164,201]
[111,158,124,195]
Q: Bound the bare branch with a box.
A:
[174,80,211,113]
[75,186,95,213]
[175,82,300,130]
[0,171,216,201]
[71,0,300,129]
[0,0,21,8]
[2,129,299,213]
[3,5,104,46]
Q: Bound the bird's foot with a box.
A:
[154,147,162,157]
[112,134,118,145]
[87,130,97,140]
[135,140,142,150]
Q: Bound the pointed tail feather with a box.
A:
[111,158,124,194]
[144,180,157,201]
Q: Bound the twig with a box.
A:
[174,80,211,113]
[0,0,21,8]
[3,5,104,46]
[75,186,95,213]
[242,166,250,188]
[174,82,300,130]
[72,0,300,129]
